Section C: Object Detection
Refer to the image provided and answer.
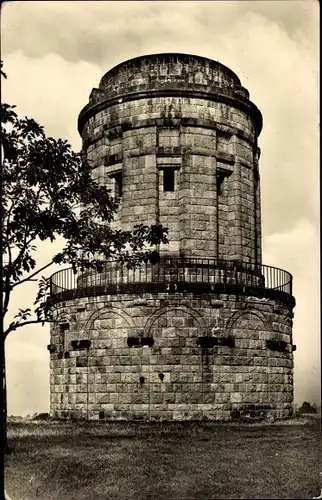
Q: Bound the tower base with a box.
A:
[49,290,294,421]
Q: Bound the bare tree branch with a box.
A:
[4,318,56,339]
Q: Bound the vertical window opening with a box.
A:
[163,168,175,192]
[59,322,70,352]
[114,172,123,198]
[216,174,225,196]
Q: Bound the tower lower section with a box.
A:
[49,289,295,421]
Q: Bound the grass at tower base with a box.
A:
[4,416,321,499]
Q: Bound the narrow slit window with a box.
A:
[163,168,175,192]
[59,322,70,352]
[114,172,123,198]
[217,175,225,196]
[216,169,231,196]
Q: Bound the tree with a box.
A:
[297,402,317,415]
[0,62,168,451]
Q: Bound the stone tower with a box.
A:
[48,54,296,421]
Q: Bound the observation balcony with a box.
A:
[49,258,295,308]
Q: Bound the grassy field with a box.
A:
[5,417,322,500]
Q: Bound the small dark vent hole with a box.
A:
[99,411,104,420]
[139,376,145,385]
[159,373,164,382]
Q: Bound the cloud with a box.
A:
[1,52,102,150]
[206,10,319,236]
[263,219,320,404]
[238,0,318,42]
[1,2,318,65]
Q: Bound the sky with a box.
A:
[1,0,320,415]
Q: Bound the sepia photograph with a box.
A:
[1,1,320,499]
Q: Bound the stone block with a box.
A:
[230,392,242,403]
[75,393,87,404]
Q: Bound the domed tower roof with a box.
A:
[78,52,262,136]
[98,52,242,91]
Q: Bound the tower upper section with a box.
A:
[79,53,262,136]
[78,53,263,262]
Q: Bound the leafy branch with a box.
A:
[1,60,168,338]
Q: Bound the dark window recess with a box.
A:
[163,168,175,192]
[127,337,154,348]
[47,344,56,353]
[76,357,87,368]
[216,168,232,196]
[216,174,225,196]
[71,339,91,350]
[139,376,145,385]
[266,340,288,352]
[99,411,105,420]
[57,353,63,360]
[59,322,70,332]
[64,352,70,359]
[127,337,139,347]
[159,373,164,382]
[198,336,235,348]
[114,172,123,197]
[141,337,154,347]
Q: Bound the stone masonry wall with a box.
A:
[82,97,261,261]
[79,53,262,262]
[49,292,294,421]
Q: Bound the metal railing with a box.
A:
[49,258,293,299]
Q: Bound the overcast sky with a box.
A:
[1,0,319,415]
